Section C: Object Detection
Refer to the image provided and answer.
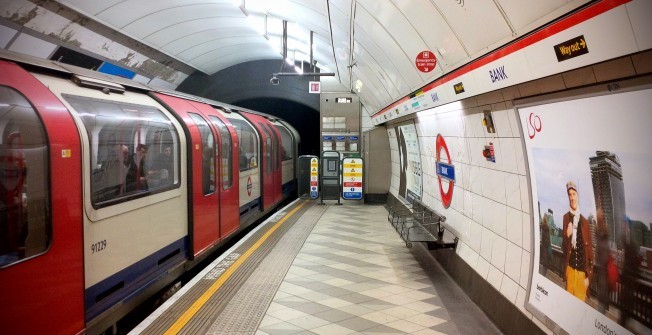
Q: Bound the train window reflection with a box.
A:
[276,125,293,161]
[63,95,180,208]
[189,113,215,195]
[209,116,232,190]
[228,118,258,171]
[0,86,50,267]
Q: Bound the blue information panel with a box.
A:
[436,162,455,181]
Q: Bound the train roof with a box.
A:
[0,49,280,121]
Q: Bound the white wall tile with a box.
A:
[491,107,513,137]
[0,25,17,49]
[519,175,530,213]
[475,256,491,279]
[463,189,473,219]
[522,212,532,253]
[482,169,507,204]
[499,138,518,174]
[514,139,527,175]
[458,241,480,268]
[468,220,483,253]
[506,207,523,247]
[487,266,504,290]
[505,173,521,210]
[520,250,531,288]
[491,236,507,271]
[499,276,519,304]
[480,227,495,260]
[504,242,522,283]
[469,165,482,195]
[9,33,57,58]
[483,199,507,237]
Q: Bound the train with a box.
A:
[0,50,300,335]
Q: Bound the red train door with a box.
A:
[263,123,283,205]
[152,94,220,258]
[207,110,240,238]
[240,112,280,211]
[0,61,84,334]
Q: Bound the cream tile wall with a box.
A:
[388,94,537,324]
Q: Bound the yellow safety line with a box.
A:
[163,200,307,334]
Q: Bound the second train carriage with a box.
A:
[0,50,300,335]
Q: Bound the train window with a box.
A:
[275,125,293,161]
[227,118,258,171]
[62,95,180,208]
[265,124,280,171]
[0,86,50,267]
[209,116,232,190]
[259,123,272,174]
[188,113,216,195]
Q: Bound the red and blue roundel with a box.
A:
[436,134,455,208]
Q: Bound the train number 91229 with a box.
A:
[91,240,107,254]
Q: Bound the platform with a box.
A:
[129,199,500,335]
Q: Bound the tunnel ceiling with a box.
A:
[53,0,591,116]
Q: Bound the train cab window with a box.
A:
[209,116,232,190]
[227,118,258,171]
[0,86,50,267]
[63,95,180,208]
[276,125,293,161]
[188,113,216,195]
[259,123,273,173]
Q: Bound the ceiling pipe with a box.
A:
[273,72,335,76]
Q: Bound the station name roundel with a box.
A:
[436,134,454,208]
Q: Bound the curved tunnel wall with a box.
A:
[177,59,321,156]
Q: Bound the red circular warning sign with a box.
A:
[416,51,437,73]
[436,134,453,208]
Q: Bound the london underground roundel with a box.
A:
[436,134,454,208]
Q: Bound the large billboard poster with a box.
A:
[521,88,652,335]
[395,123,422,202]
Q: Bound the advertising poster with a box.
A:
[395,123,422,202]
[521,88,652,335]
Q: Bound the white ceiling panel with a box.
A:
[161,27,258,54]
[178,36,269,61]
[497,0,591,33]
[119,5,243,36]
[355,8,422,90]
[433,0,512,56]
[144,18,253,48]
[43,0,595,115]
[391,0,467,70]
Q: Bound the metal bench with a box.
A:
[386,196,458,250]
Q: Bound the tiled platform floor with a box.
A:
[255,201,500,335]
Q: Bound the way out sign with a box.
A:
[342,157,363,200]
[416,51,437,73]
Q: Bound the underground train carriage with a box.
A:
[0,53,299,335]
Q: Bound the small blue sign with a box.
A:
[436,162,456,182]
[349,136,358,140]
[98,62,136,79]
[343,192,362,200]
[310,191,318,199]
[336,136,346,140]
[323,136,333,140]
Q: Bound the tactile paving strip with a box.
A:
[139,200,323,335]
[206,202,328,334]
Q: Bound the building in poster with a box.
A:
[590,151,627,249]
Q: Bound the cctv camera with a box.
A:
[270,76,280,85]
